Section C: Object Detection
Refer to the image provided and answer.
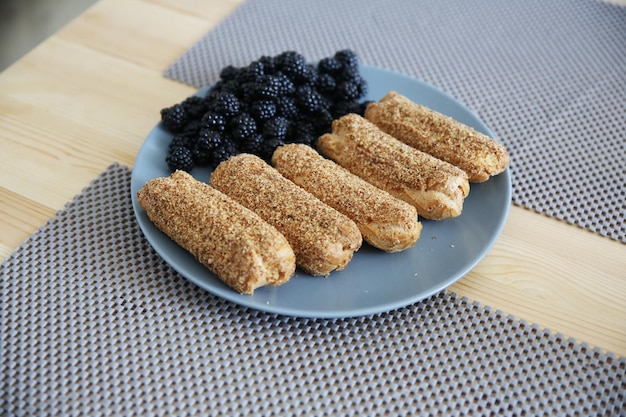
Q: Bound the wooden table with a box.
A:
[1,0,624,356]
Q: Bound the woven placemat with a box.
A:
[1,163,624,416]
[164,0,626,243]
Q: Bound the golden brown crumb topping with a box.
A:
[137,170,295,294]
[210,154,362,276]
[365,91,509,182]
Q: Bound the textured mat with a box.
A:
[164,0,626,243]
[1,163,624,416]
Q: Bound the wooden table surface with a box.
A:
[1,0,624,356]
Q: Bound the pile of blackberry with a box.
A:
[160,49,370,172]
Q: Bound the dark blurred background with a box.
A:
[0,0,98,71]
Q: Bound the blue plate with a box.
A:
[131,65,511,318]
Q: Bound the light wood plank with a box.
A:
[56,0,224,70]
[450,205,626,355]
[0,40,192,202]
[0,187,56,256]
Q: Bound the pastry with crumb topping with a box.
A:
[272,143,421,252]
[137,170,295,294]
[210,153,362,276]
[317,114,469,220]
[365,91,509,182]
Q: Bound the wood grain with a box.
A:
[450,205,626,355]
[1,0,624,356]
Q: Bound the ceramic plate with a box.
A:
[131,65,511,318]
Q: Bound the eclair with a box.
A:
[365,91,509,182]
[210,153,362,276]
[272,144,421,252]
[137,170,296,294]
[317,114,470,220]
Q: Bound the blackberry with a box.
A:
[316,73,336,95]
[275,51,306,69]
[298,64,318,86]
[331,100,362,119]
[273,72,296,96]
[159,49,369,166]
[201,111,226,132]
[260,138,285,162]
[360,100,375,116]
[239,82,258,103]
[335,80,362,101]
[211,79,240,96]
[250,100,277,121]
[254,75,282,100]
[213,92,240,117]
[257,55,277,74]
[311,108,334,133]
[229,113,257,142]
[298,134,316,147]
[168,132,194,151]
[219,65,240,81]
[337,66,361,85]
[334,49,359,73]
[200,129,223,147]
[288,121,316,145]
[295,85,324,113]
[240,133,265,154]
[319,94,333,111]
[275,96,299,119]
[355,75,368,98]
[166,145,194,172]
[247,61,265,81]
[276,51,309,83]
[181,96,209,120]
[317,57,342,75]
[212,141,239,165]
[182,119,203,136]
[204,85,222,103]
[192,129,222,164]
[160,104,187,133]
[262,117,289,141]
[234,66,259,85]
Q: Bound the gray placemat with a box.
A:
[164,0,626,243]
[1,163,624,416]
